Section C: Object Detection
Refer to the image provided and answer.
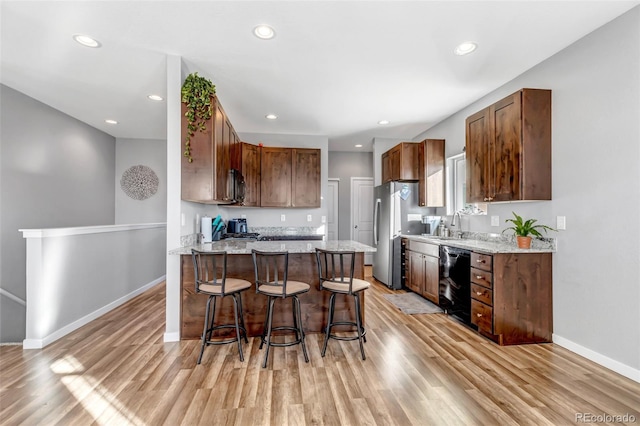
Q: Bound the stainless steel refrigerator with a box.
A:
[373,182,426,289]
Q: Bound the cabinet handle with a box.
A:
[476,275,483,279]
[476,313,482,317]
[476,291,482,296]
[476,259,485,263]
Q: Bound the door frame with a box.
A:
[350,177,374,265]
[327,178,339,240]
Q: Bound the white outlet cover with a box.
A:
[321,215,326,223]
[307,214,312,222]
[491,215,500,226]
[280,214,286,222]
[557,216,566,230]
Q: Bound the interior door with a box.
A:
[351,177,374,265]
[326,179,339,240]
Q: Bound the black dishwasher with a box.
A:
[439,246,471,324]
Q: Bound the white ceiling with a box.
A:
[2,1,638,151]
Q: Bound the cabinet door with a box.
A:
[261,147,292,207]
[422,255,439,304]
[381,152,391,183]
[215,104,232,201]
[492,91,522,202]
[418,139,445,207]
[389,146,401,181]
[241,143,261,207]
[181,101,214,202]
[466,106,492,203]
[407,251,424,294]
[292,148,321,207]
[399,143,420,181]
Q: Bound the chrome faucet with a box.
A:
[451,211,463,238]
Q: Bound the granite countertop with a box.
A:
[169,240,377,255]
[401,233,556,254]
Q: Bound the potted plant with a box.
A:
[503,212,556,249]
[181,73,216,163]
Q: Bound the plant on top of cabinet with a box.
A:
[502,211,556,249]
[181,73,216,163]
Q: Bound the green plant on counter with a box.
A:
[502,211,556,237]
[181,73,216,163]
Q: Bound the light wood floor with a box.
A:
[1,269,639,425]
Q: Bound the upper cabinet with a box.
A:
[181,95,238,204]
[418,139,445,207]
[466,88,552,203]
[231,142,261,207]
[381,142,420,183]
[260,147,321,208]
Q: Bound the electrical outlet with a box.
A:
[321,215,326,223]
[557,216,566,230]
[241,214,246,219]
[307,214,312,222]
[491,215,500,226]
[280,214,286,222]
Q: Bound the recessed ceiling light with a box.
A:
[378,120,390,125]
[355,144,363,148]
[73,34,101,48]
[147,94,163,101]
[253,25,275,40]
[105,119,118,124]
[265,114,278,120]
[455,41,477,56]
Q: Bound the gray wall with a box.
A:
[115,138,168,224]
[415,8,640,372]
[0,85,116,342]
[328,151,374,239]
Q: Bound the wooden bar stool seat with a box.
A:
[191,249,252,364]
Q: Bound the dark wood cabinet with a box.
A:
[381,142,420,182]
[292,148,321,207]
[405,240,439,304]
[231,142,261,207]
[466,88,551,203]
[418,139,445,207]
[181,95,237,204]
[260,147,292,207]
[470,251,552,345]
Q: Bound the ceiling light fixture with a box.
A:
[455,41,477,56]
[355,144,363,148]
[73,34,101,48]
[265,114,278,120]
[253,25,275,40]
[378,120,390,125]
[105,119,118,124]
[147,94,164,101]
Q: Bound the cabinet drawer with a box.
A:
[471,267,493,289]
[471,300,493,334]
[471,283,493,306]
[408,240,439,257]
[471,252,492,272]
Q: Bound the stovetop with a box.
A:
[221,232,260,240]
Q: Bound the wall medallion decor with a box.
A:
[120,165,159,200]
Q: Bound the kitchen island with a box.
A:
[169,240,376,339]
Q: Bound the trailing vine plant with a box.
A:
[181,73,216,162]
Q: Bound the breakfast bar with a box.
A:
[169,240,376,339]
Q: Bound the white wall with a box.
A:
[415,7,640,378]
[0,85,116,343]
[115,138,167,224]
[222,132,329,229]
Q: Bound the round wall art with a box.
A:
[120,165,159,200]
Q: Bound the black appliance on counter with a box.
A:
[227,218,248,234]
[221,232,260,241]
[439,245,471,324]
[257,235,323,241]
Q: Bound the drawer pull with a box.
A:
[476,291,483,296]
[476,259,485,263]
[476,275,483,279]
[476,313,482,317]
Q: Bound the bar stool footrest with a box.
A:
[327,320,366,341]
[204,324,247,346]
[261,325,305,347]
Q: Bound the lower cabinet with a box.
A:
[405,240,439,304]
[470,251,552,345]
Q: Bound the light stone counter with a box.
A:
[401,233,556,254]
[169,239,376,255]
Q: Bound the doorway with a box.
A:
[350,177,374,265]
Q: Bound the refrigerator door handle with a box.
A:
[373,198,381,245]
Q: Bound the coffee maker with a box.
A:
[227,218,248,234]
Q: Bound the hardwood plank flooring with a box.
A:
[1,267,639,425]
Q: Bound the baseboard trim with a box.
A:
[23,276,166,350]
[553,333,640,383]
[163,332,180,342]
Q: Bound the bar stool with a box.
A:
[191,249,252,364]
[315,248,370,360]
[251,249,310,368]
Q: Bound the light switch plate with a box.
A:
[491,215,500,226]
[280,214,286,222]
[557,216,566,230]
[307,214,312,222]
[321,215,326,223]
